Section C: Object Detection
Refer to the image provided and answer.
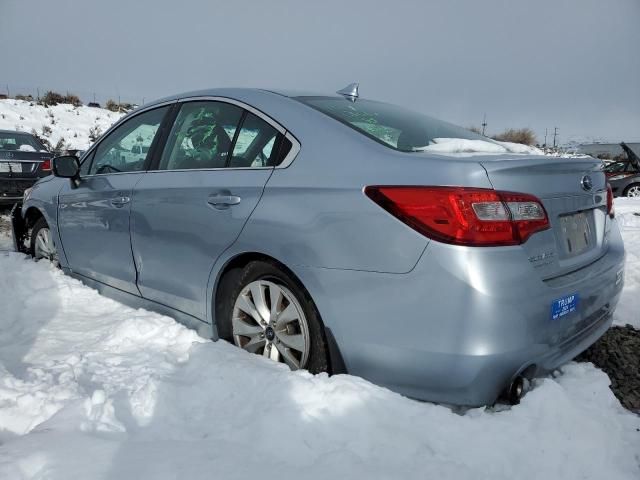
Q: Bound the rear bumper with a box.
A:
[0,177,36,205]
[296,221,625,406]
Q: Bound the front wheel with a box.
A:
[221,260,329,374]
[624,183,640,198]
[30,217,58,264]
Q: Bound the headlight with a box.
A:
[23,187,33,201]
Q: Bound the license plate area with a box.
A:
[0,162,21,173]
[559,211,591,256]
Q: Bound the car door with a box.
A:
[58,105,171,295]
[130,99,293,319]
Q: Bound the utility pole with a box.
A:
[544,128,548,147]
[553,127,559,148]
[481,113,487,136]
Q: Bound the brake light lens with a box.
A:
[606,183,614,218]
[40,159,52,172]
[364,186,550,246]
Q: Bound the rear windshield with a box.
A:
[296,96,494,152]
[0,132,45,152]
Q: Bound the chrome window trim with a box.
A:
[279,131,300,169]
[178,96,286,134]
[78,95,301,178]
[76,170,148,178]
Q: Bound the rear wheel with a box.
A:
[30,217,58,264]
[221,260,328,373]
[624,183,640,198]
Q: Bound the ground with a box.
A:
[0,200,638,480]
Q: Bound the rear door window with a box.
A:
[229,113,282,168]
[158,101,244,170]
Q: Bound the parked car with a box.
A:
[605,142,640,197]
[11,87,625,406]
[0,130,53,206]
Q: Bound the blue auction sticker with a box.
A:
[551,293,579,320]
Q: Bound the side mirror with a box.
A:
[52,155,80,179]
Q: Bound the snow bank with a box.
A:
[613,198,640,329]
[0,99,123,151]
[416,137,545,155]
[0,247,638,479]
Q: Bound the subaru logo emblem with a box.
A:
[581,175,593,191]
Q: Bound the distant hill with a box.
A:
[0,99,123,152]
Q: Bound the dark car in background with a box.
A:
[605,142,640,198]
[0,130,53,206]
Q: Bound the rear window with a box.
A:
[0,132,45,152]
[295,96,493,153]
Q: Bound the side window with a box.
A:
[159,101,243,170]
[229,113,281,168]
[89,106,168,175]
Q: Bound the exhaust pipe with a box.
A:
[506,375,528,405]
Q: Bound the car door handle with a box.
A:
[110,196,131,208]
[207,194,241,209]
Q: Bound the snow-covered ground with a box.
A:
[0,200,638,479]
[0,99,123,151]
[613,199,640,329]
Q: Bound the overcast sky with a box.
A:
[1,0,639,144]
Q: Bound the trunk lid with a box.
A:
[479,155,610,280]
[0,150,52,179]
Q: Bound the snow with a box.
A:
[494,140,545,155]
[415,137,546,155]
[612,198,640,329]
[0,200,638,478]
[0,99,123,151]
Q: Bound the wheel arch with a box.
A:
[23,205,45,229]
[210,250,347,374]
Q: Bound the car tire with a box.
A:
[623,183,640,198]
[30,217,58,264]
[219,260,329,374]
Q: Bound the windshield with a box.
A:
[0,132,45,152]
[296,96,495,153]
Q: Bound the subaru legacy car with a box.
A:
[0,130,52,205]
[12,86,625,406]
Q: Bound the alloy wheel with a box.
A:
[232,279,310,370]
[626,185,640,198]
[34,227,58,263]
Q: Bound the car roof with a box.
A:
[143,88,341,108]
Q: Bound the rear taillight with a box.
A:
[40,159,51,172]
[364,186,550,247]
[606,183,614,218]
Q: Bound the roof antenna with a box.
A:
[336,82,359,102]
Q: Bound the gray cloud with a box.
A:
[1,0,639,143]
